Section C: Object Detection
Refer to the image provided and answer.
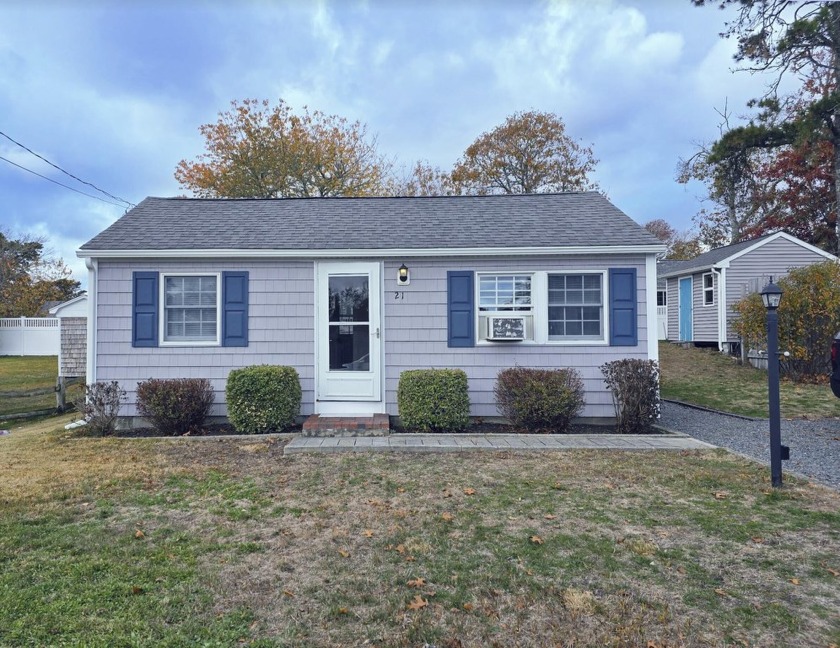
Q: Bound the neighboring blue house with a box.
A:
[659,232,836,353]
[78,192,665,425]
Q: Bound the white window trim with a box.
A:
[475,269,610,346]
[159,272,222,347]
[702,272,715,307]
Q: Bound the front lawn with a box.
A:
[0,355,58,417]
[1,415,839,646]
[659,342,840,418]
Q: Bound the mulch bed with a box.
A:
[111,420,666,438]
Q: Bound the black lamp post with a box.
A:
[760,278,784,487]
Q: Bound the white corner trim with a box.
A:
[646,254,658,364]
[85,258,97,385]
[77,244,667,260]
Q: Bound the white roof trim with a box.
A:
[720,231,837,267]
[78,244,666,260]
[659,232,837,278]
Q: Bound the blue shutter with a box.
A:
[222,271,249,347]
[447,271,474,348]
[132,271,158,348]
[609,268,637,346]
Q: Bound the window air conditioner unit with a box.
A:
[486,316,526,341]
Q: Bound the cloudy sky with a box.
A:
[1,0,785,285]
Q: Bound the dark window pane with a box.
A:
[329,275,369,323]
[548,321,564,336]
[566,321,582,336]
[583,321,600,335]
[329,324,370,371]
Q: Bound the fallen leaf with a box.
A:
[134,529,145,539]
[463,602,474,611]
[282,590,295,597]
[714,491,728,500]
[751,537,764,544]
[407,578,426,588]
[789,578,800,585]
[544,514,556,520]
[464,487,476,496]
[338,549,350,558]
[714,588,729,597]
[441,512,454,522]
[395,544,406,554]
[338,607,348,615]
[530,535,544,545]
[406,594,428,611]
[442,489,453,498]
[404,556,416,562]
[827,568,840,577]
[131,586,144,595]
[362,529,374,538]
[397,487,406,493]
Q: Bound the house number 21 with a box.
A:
[394,291,405,300]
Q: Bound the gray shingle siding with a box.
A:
[724,236,830,342]
[95,255,649,420]
[80,193,661,252]
[692,271,718,343]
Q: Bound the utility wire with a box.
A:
[0,130,135,208]
[0,154,128,208]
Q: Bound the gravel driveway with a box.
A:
[660,401,840,490]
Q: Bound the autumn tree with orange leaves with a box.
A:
[175,99,392,198]
[450,111,599,195]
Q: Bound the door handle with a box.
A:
[374,327,380,339]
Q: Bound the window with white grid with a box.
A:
[478,274,532,312]
[163,275,218,342]
[547,273,603,339]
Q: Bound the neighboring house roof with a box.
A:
[37,301,62,316]
[78,193,664,256]
[48,293,88,317]
[656,259,693,289]
[658,232,836,279]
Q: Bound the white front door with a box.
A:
[316,262,382,412]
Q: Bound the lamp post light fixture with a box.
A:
[760,278,784,488]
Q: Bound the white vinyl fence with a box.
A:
[0,317,60,356]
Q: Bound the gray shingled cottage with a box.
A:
[659,232,836,353]
[77,192,665,425]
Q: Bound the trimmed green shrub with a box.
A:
[226,365,301,434]
[494,367,585,433]
[601,359,660,434]
[732,260,840,380]
[397,369,470,432]
[74,381,126,436]
[136,378,215,436]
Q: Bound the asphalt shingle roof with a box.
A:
[80,192,662,252]
[658,234,776,278]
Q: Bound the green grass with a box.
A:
[659,341,840,418]
[1,416,839,646]
[0,355,59,417]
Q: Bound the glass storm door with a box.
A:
[316,262,381,404]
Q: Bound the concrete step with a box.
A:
[302,414,390,437]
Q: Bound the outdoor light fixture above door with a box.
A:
[398,264,410,285]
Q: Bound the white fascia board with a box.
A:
[721,231,838,265]
[77,244,667,260]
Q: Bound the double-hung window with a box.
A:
[703,273,714,306]
[548,273,603,340]
[163,274,220,344]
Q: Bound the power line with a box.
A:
[0,130,135,208]
[0,155,128,208]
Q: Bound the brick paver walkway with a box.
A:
[284,433,715,455]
